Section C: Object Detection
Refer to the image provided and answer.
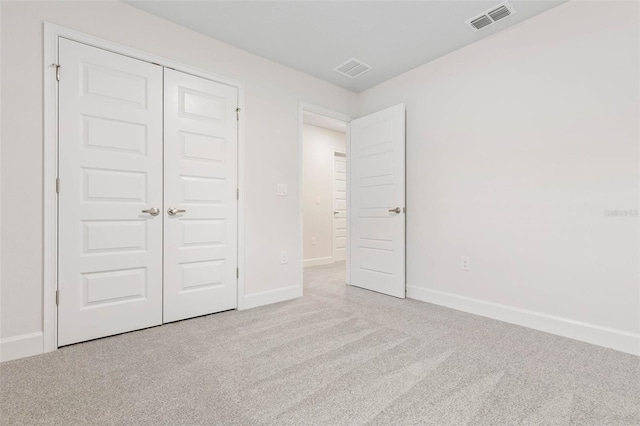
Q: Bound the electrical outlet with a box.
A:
[311,237,317,245]
[280,251,288,264]
[461,256,471,271]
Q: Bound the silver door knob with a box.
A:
[141,207,160,216]
[167,207,186,216]
[388,207,401,214]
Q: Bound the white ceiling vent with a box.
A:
[334,58,371,79]
[466,1,516,32]
[488,4,512,21]
[469,15,493,30]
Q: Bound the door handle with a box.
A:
[388,207,402,214]
[141,207,160,216]
[167,207,186,216]
[334,211,339,215]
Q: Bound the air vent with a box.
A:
[470,15,493,30]
[466,1,516,32]
[334,58,371,79]
[488,5,511,22]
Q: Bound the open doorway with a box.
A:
[299,103,406,299]
[299,104,351,293]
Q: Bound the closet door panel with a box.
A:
[58,39,163,346]
[163,69,238,322]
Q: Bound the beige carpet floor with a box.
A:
[1,261,639,425]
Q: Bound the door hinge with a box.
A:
[236,107,240,121]
[236,268,239,278]
[53,64,61,81]
[56,177,60,193]
[236,188,239,200]
[55,290,59,306]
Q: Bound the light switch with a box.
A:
[277,184,288,196]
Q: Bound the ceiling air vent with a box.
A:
[466,1,516,32]
[470,15,493,30]
[334,58,371,79]
[488,5,512,22]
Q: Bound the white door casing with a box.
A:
[163,69,239,323]
[57,39,164,346]
[333,152,347,262]
[349,104,406,298]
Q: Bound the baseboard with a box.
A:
[242,285,301,310]
[0,332,43,362]
[303,256,334,267]
[407,286,640,356]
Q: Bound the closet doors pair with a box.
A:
[57,39,238,346]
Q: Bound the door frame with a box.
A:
[298,103,352,295]
[331,149,347,263]
[43,23,247,353]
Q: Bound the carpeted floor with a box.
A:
[1,261,639,425]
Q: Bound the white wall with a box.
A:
[303,124,346,266]
[0,0,357,359]
[357,1,640,354]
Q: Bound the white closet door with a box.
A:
[163,69,238,323]
[333,152,347,262]
[58,39,164,346]
[349,104,406,298]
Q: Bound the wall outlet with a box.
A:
[311,237,317,246]
[461,256,471,271]
[280,251,288,264]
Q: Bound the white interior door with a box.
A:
[333,152,347,262]
[58,39,164,346]
[163,69,238,323]
[349,104,406,298]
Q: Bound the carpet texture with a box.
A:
[1,261,639,425]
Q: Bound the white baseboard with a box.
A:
[0,332,43,362]
[242,285,301,310]
[303,256,334,267]
[407,286,640,356]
